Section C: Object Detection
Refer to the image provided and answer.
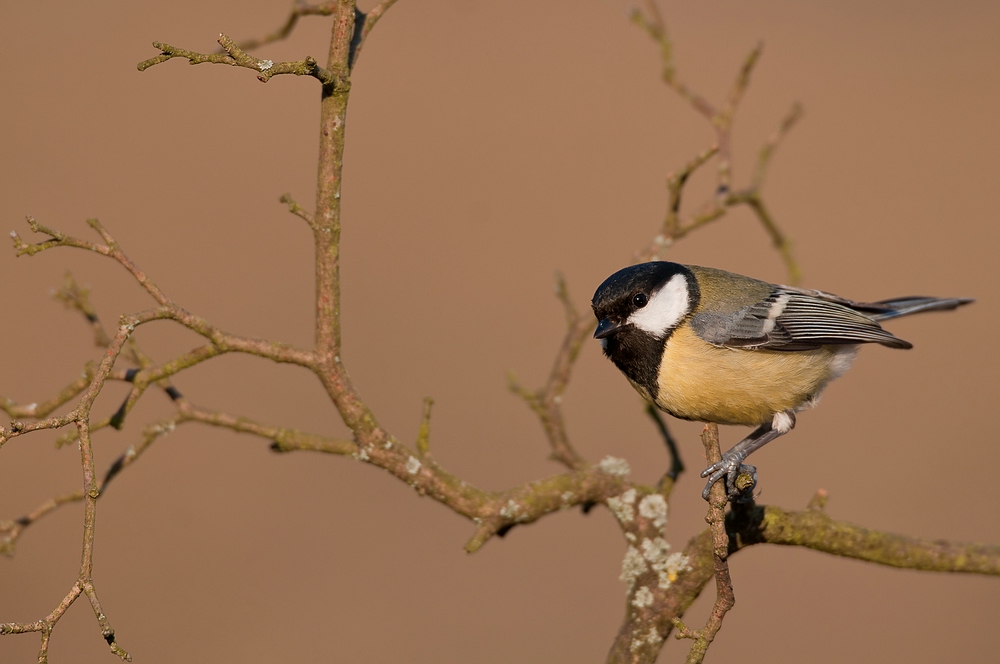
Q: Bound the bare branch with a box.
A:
[81,579,130,661]
[631,3,717,121]
[672,424,734,664]
[2,408,325,557]
[463,469,635,554]
[0,412,79,450]
[631,5,762,191]
[136,41,237,70]
[137,34,334,85]
[181,402,634,556]
[0,362,96,420]
[806,487,829,512]
[1,306,175,453]
[646,405,683,495]
[54,274,170,380]
[554,271,578,327]
[508,273,592,470]
[14,217,172,305]
[1,583,83,662]
[13,217,317,366]
[729,191,802,285]
[1,489,84,557]
[750,101,803,191]
[350,0,402,69]
[181,404,357,455]
[729,502,1000,575]
[230,1,338,52]
[722,42,764,121]
[713,43,764,190]
[631,2,803,285]
[606,496,1000,663]
[78,416,130,661]
[280,192,317,229]
[53,272,112,346]
[415,397,434,458]
[647,144,718,257]
[107,344,222,430]
[217,34,332,84]
[3,4,992,662]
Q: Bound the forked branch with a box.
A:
[632,3,802,284]
[3,3,996,664]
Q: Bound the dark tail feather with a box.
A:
[869,296,974,321]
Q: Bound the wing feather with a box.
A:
[690,287,912,350]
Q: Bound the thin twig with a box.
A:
[350,0,402,69]
[280,193,317,229]
[1,408,351,556]
[662,145,719,240]
[415,397,434,458]
[1,489,84,557]
[183,404,357,455]
[508,273,592,470]
[229,1,337,52]
[632,2,803,285]
[13,217,317,366]
[137,34,335,85]
[0,362,96,419]
[730,191,802,285]
[807,488,829,512]
[751,102,803,191]
[646,405,684,493]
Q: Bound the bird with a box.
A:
[590,261,972,501]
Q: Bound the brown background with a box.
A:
[1,1,998,662]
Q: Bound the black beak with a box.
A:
[594,318,622,340]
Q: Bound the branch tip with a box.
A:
[225,1,338,53]
[553,271,579,327]
[350,0,402,70]
[807,488,828,511]
[415,397,434,457]
[280,193,316,227]
[750,101,804,192]
[108,399,128,430]
[670,616,699,640]
[464,522,494,553]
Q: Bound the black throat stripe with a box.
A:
[603,327,670,401]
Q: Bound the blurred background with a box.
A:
[1,1,998,662]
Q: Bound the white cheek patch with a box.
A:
[627,273,689,337]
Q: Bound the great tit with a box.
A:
[591,261,972,501]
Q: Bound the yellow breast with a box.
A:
[654,325,843,426]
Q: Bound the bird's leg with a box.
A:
[700,411,795,501]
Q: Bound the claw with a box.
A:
[700,461,725,478]
[700,450,757,501]
[701,467,729,500]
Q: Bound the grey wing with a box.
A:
[690,287,911,350]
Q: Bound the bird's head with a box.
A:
[591,261,697,350]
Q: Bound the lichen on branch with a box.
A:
[1,2,996,664]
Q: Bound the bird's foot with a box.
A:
[701,453,757,502]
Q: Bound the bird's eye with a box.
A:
[633,293,648,308]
